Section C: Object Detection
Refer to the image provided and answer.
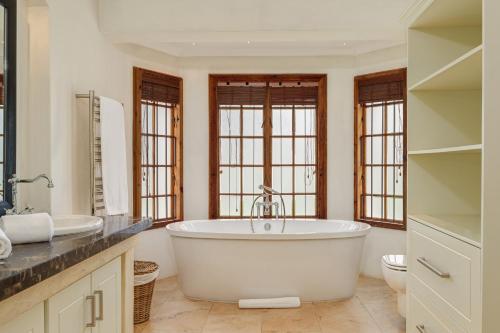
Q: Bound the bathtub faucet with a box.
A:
[249,185,287,233]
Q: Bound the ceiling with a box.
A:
[99,0,414,57]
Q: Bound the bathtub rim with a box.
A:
[166,219,371,240]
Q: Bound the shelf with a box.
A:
[409,214,481,248]
[408,144,482,156]
[409,46,482,91]
[407,0,482,29]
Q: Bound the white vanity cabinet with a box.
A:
[47,275,93,333]
[92,257,122,333]
[47,257,122,333]
[0,302,45,333]
[407,219,481,332]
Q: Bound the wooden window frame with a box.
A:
[209,74,327,219]
[133,67,183,229]
[354,68,407,230]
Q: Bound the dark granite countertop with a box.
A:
[0,216,152,303]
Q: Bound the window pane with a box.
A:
[143,103,153,134]
[371,105,383,135]
[372,137,383,165]
[157,167,167,195]
[386,167,394,195]
[219,167,240,194]
[386,104,394,134]
[364,195,372,218]
[295,107,316,136]
[220,108,240,136]
[365,107,372,135]
[305,195,316,216]
[220,195,241,216]
[295,138,316,165]
[242,138,263,165]
[295,166,316,193]
[395,198,403,220]
[395,168,403,196]
[371,167,383,195]
[272,138,293,164]
[386,197,394,220]
[220,138,240,165]
[157,105,166,135]
[365,166,372,194]
[395,104,404,133]
[157,137,166,165]
[372,196,383,219]
[364,137,372,165]
[166,167,172,195]
[166,106,172,135]
[242,108,263,136]
[272,107,293,136]
[272,166,293,193]
[281,195,293,216]
[158,197,167,220]
[242,167,263,194]
[387,136,394,165]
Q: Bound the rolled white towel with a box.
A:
[238,297,301,309]
[0,213,54,244]
[0,228,12,259]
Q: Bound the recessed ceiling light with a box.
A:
[247,40,251,44]
[343,42,347,46]
[192,42,197,46]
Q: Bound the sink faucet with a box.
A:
[5,174,55,215]
[249,185,287,233]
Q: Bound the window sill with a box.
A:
[356,218,406,231]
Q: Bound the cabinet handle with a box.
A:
[417,257,450,278]
[95,290,104,321]
[86,295,96,328]
[416,324,426,333]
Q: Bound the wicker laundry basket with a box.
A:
[134,261,159,324]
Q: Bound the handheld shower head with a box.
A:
[259,185,280,194]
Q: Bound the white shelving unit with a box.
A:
[407,0,483,246]
[408,144,482,155]
[409,45,482,91]
[406,1,484,332]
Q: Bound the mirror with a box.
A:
[0,0,16,213]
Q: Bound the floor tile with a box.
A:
[134,275,406,333]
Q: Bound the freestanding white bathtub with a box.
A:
[166,219,371,302]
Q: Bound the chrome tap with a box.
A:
[249,185,287,233]
[5,174,55,215]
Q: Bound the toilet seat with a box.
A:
[382,254,407,271]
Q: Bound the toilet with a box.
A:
[381,254,407,318]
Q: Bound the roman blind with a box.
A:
[216,84,266,105]
[141,71,180,104]
[357,71,405,103]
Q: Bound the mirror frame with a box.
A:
[0,0,16,213]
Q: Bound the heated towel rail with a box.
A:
[76,90,105,215]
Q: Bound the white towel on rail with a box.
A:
[100,96,129,215]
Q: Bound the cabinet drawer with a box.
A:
[407,292,455,333]
[408,220,480,320]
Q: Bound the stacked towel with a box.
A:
[0,213,54,244]
[0,228,12,259]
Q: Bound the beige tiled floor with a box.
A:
[134,276,405,333]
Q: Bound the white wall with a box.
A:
[18,0,406,279]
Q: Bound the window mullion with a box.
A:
[263,83,272,218]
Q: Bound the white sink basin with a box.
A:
[53,215,103,236]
